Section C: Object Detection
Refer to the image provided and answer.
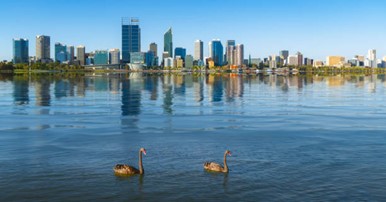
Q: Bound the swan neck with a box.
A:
[139,150,144,174]
[223,151,228,172]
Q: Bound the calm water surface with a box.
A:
[1,73,386,201]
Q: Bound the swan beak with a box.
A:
[228,152,232,156]
[143,150,147,155]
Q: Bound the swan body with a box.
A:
[204,150,231,173]
[114,148,146,175]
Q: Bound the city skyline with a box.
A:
[1,0,386,61]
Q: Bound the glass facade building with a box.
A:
[13,38,29,64]
[211,40,223,66]
[164,28,173,58]
[94,50,109,65]
[174,47,186,61]
[122,18,141,63]
[55,43,67,63]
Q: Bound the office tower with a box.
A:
[174,47,186,60]
[367,49,377,68]
[288,55,298,66]
[36,35,50,62]
[94,50,108,65]
[208,41,213,58]
[175,56,184,68]
[145,50,154,67]
[210,39,223,66]
[296,52,303,66]
[77,46,86,66]
[67,46,74,62]
[130,52,145,64]
[109,48,120,64]
[235,44,244,66]
[122,18,141,63]
[55,43,67,63]
[280,50,289,64]
[164,57,174,68]
[326,56,345,67]
[13,38,29,64]
[185,55,193,69]
[226,40,236,64]
[194,40,203,61]
[304,58,313,66]
[164,28,173,58]
[149,42,157,56]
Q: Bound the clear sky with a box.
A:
[1,0,386,61]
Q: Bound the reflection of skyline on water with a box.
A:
[6,73,386,115]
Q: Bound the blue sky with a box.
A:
[1,0,386,61]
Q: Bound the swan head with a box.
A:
[140,148,147,155]
[226,150,232,156]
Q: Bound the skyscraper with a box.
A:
[55,43,67,63]
[194,40,203,61]
[296,52,303,67]
[164,28,173,58]
[122,18,141,63]
[226,40,236,64]
[367,49,377,68]
[235,44,244,66]
[94,50,108,65]
[149,42,157,57]
[109,48,120,65]
[36,35,50,62]
[67,46,74,62]
[280,50,289,64]
[77,46,86,66]
[13,38,29,64]
[210,39,223,66]
[174,47,186,60]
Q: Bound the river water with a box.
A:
[1,73,386,201]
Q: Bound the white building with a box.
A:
[288,55,298,66]
[367,49,377,68]
[194,40,203,61]
[164,57,174,68]
[235,44,244,66]
[109,48,120,65]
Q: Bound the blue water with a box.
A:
[1,73,386,201]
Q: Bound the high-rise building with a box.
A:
[67,46,74,62]
[13,38,29,64]
[164,28,173,58]
[226,40,236,64]
[208,41,213,59]
[174,47,186,60]
[94,50,108,65]
[235,44,244,66]
[296,52,303,67]
[77,46,86,66]
[210,39,223,66]
[109,48,120,65]
[55,43,67,63]
[280,50,289,64]
[194,40,203,61]
[326,56,345,67]
[149,42,157,57]
[122,18,141,63]
[288,55,298,66]
[36,35,50,62]
[367,49,377,68]
[164,57,174,68]
[185,55,194,70]
[145,50,155,67]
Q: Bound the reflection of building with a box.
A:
[13,38,29,64]
[225,74,244,102]
[121,74,142,116]
[35,78,51,106]
[13,77,29,105]
[207,74,223,102]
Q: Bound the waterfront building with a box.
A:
[77,46,86,66]
[67,46,74,62]
[250,58,262,66]
[149,42,157,57]
[226,40,236,64]
[36,35,51,62]
[348,58,359,67]
[235,44,244,66]
[269,56,277,69]
[55,43,67,63]
[367,49,377,68]
[145,50,154,67]
[174,47,186,60]
[94,50,108,65]
[175,56,184,68]
[210,39,223,66]
[288,55,298,66]
[304,58,313,66]
[109,48,120,65]
[296,52,303,67]
[164,57,174,68]
[164,28,173,58]
[122,18,141,63]
[313,60,324,67]
[326,56,345,67]
[194,40,203,61]
[185,55,194,70]
[280,50,289,63]
[13,38,29,64]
